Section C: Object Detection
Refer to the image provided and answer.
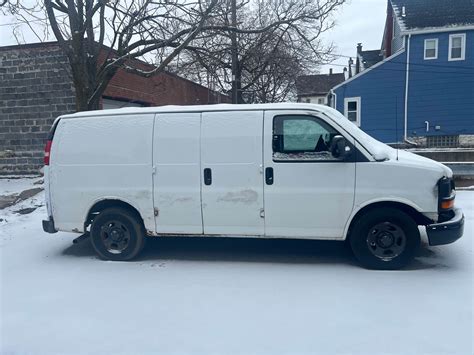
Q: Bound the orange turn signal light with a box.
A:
[441,199,455,210]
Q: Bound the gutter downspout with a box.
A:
[404,34,411,142]
[330,89,337,109]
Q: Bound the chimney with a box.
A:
[329,68,333,75]
[348,57,353,78]
[356,43,362,75]
[343,67,348,80]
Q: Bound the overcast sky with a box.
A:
[320,0,388,74]
[0,0,387,74]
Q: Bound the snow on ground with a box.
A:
[0,181,473,355]
[0,175,41,196]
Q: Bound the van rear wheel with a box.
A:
[349,208,420,270]
[90,207,146,261]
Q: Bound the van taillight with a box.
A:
[44,140,52,165]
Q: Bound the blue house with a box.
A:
[330,0,474,147]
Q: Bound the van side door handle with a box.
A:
[204,168,212,185]
[265,167,274,185]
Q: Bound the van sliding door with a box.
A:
[201,111,264,235]
[152,113,203,234]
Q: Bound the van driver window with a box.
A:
[273,115,343,161]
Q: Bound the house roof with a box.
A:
[296,73,345,96]
[359,50,383,69]
[391,0,474,31]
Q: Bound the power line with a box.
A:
[325,61,474,76]
[329,52,474,70]
[0,19,45,27]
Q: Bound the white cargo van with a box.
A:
[42,103,464,269]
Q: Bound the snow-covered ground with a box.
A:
[0,179,472,355]
[0,175,41,196]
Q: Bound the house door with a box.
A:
[201,111,265,235]
[263,110,356,239]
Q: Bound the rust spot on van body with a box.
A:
[173,197,193,204]
[217,189,258,205]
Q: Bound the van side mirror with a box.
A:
[331,135,352,159]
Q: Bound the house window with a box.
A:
[424,39,438,60]
[449,34,466,61]
[344,97,361,126]
[317,97,325,105]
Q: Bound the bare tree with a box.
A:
[3,0,344,110]
[3,0,222,111]
[241,43,307,103]
[174,0,344,103]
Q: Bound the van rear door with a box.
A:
[201,110,264,235]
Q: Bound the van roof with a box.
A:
[60,103,333,119]
[56,102,397,162]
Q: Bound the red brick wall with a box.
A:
[102,54,229,106]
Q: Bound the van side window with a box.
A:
[272,115,343,162]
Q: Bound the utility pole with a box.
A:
[230,0,239,104]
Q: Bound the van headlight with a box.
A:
[438,177,455,221]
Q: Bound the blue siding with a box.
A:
[334,29,474,143]
[407,30,474,137]
[335,50,407,143]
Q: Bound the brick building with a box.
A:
[0,42,228,174]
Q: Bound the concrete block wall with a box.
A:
[0,42,230,175]
[0,43,76,174]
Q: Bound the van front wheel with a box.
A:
[90,207,146,261]
[349,208,420,270]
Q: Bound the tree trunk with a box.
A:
[69,55,114,111]
[74,88,101,111]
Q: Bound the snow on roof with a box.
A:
[61,103,334,119]
[391,0,474,31]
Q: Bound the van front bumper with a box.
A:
[426,208,464,246]
[42,217,57,234]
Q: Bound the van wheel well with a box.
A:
[85,200,143,230]
[347,201,433,239]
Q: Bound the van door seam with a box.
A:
[199,112,205,234]
[151,114,157,232]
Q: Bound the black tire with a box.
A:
[349,208,420,270]
[90,207,146,261]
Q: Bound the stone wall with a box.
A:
[0,43,76,174]
[460,135,474,148]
